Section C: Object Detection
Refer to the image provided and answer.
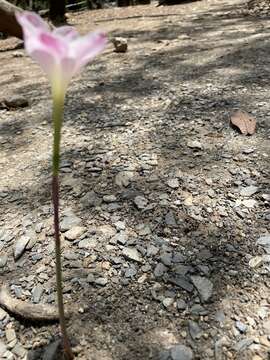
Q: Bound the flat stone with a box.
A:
[0,307,8,321]
[239,185,258,197]
[103,194,117,203]
[0,253,8,268]
[94,277,108,286]
[190,304,208,315]
[14,236,30,260]
[122,247,143,263]
[257,235,270,249]
[5,328,16,343]
[12,343,26,357]
[170,344,193,360]
[60,212,81,231]
[165,211,177,226]
[154,263,167,277]
[81,191,102,208]
[64,226,87,241]
[168,275,193,292]
[249,256,263,269]
[32,285,44,303]
[115,171,134,187]
[191,276,213,303]
[188,320,202,340]
[78,238,97,249]
[160,252,173,266]
[187,140,203,150]
[233,338,253,352]
[242,199,257,208]
[167,178,179,189]
[4,95,29,108]
[163,297,174,308]
[134,196,148,210]
[176,299,187,310]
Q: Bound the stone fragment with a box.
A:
[134,196,148,210]
[187,140,203,150]
[168,275,193,292]
[64,226,87,241]
[154,263,167,277]
[4,95,29,108]
[60,211,81,231]
[81,191,102,208]
[167,178,179,189]
[14,236,30,260]
[170,344,193,360]
[32,285,44,303]
[239,185,258,197]
[115,171,134,187]
[94,277,108,286]
[0,253,8,268]
[188,320,202,340]
[112,37,128,53]
[191,276,213,302]
[122,247,143,263]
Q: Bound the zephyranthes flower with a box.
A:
[16,11,106,96]
[16,11,106,360]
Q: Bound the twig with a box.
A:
[0,285,71,321]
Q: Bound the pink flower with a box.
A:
[16,11,106,94]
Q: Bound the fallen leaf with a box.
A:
[230,110,256,135]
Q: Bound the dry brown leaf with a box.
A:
[230,110,256,135]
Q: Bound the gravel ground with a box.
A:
[0,0,270,359]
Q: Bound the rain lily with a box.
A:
[16,11,107,360]
[16,11,106,97]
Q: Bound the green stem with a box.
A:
[52,94,74,360]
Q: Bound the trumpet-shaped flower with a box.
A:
[16,11,106,96]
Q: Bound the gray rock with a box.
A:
[176,299,187,310]
[94,277,108,286]
[42,339,61,360]
[190,304,208,315]
[233,338,253,352]
[114,221,126,231]
[81,191,102,208]
[170,344,193,360]
[115,171,134,187]
[125,267,137,278]
[147,244,159,257]
[188,320,202,340]
[60,211,81,231]
[165,211,177,226]
[239,185,258,197]
[103,194,117,203]
[4,95,29,108]
[12,342,26,358]
[0,254,8,268]
[162,297,174,308]
[167,178,179,189]
[78,238,97,249]
[14,236,30,260]
[154,263,167,277]
[160,252,173,266]
[113,232,128,245]
[64,226,87,241]
[134,196,148,210]
[257,234,270,250]
[0,229,14,243]
[122,247,143,263]
[32,285,44,303]
[191,276,213,302]
[187,140,203,150]
[168,275,193,292]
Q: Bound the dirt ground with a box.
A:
[0,0,270,359]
